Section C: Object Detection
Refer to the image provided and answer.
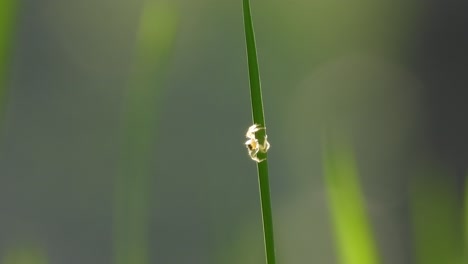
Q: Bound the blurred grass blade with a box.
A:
[113,1,177,264]
[3,244,48,264]
[242,0,276,263]
[465,171,468,263]
[322,134,380,264]
[410,169,463,264]
[0,0,18,125]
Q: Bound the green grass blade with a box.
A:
[3,244,48,264]
[410,170,463,264]
[0,0,18,125]
[242,1,276,263]
[242,0,265,126]
[465,171,468,263]
[113,1,177,264]
[322,134,380,264]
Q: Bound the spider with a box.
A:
[245,124,270,163]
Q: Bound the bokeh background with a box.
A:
[0,0,467,263]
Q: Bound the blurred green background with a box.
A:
[0,0,467,263]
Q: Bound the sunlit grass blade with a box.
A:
[242,1,276,263]
[113,1,177,264]
[322,134,380,264]
[0,0,18,125]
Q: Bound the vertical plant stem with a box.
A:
[242,1,276,263]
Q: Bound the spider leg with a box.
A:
[252,156,265,163]
[246,124,265,139]
[251,147,260,158]
[259,135,270,153]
